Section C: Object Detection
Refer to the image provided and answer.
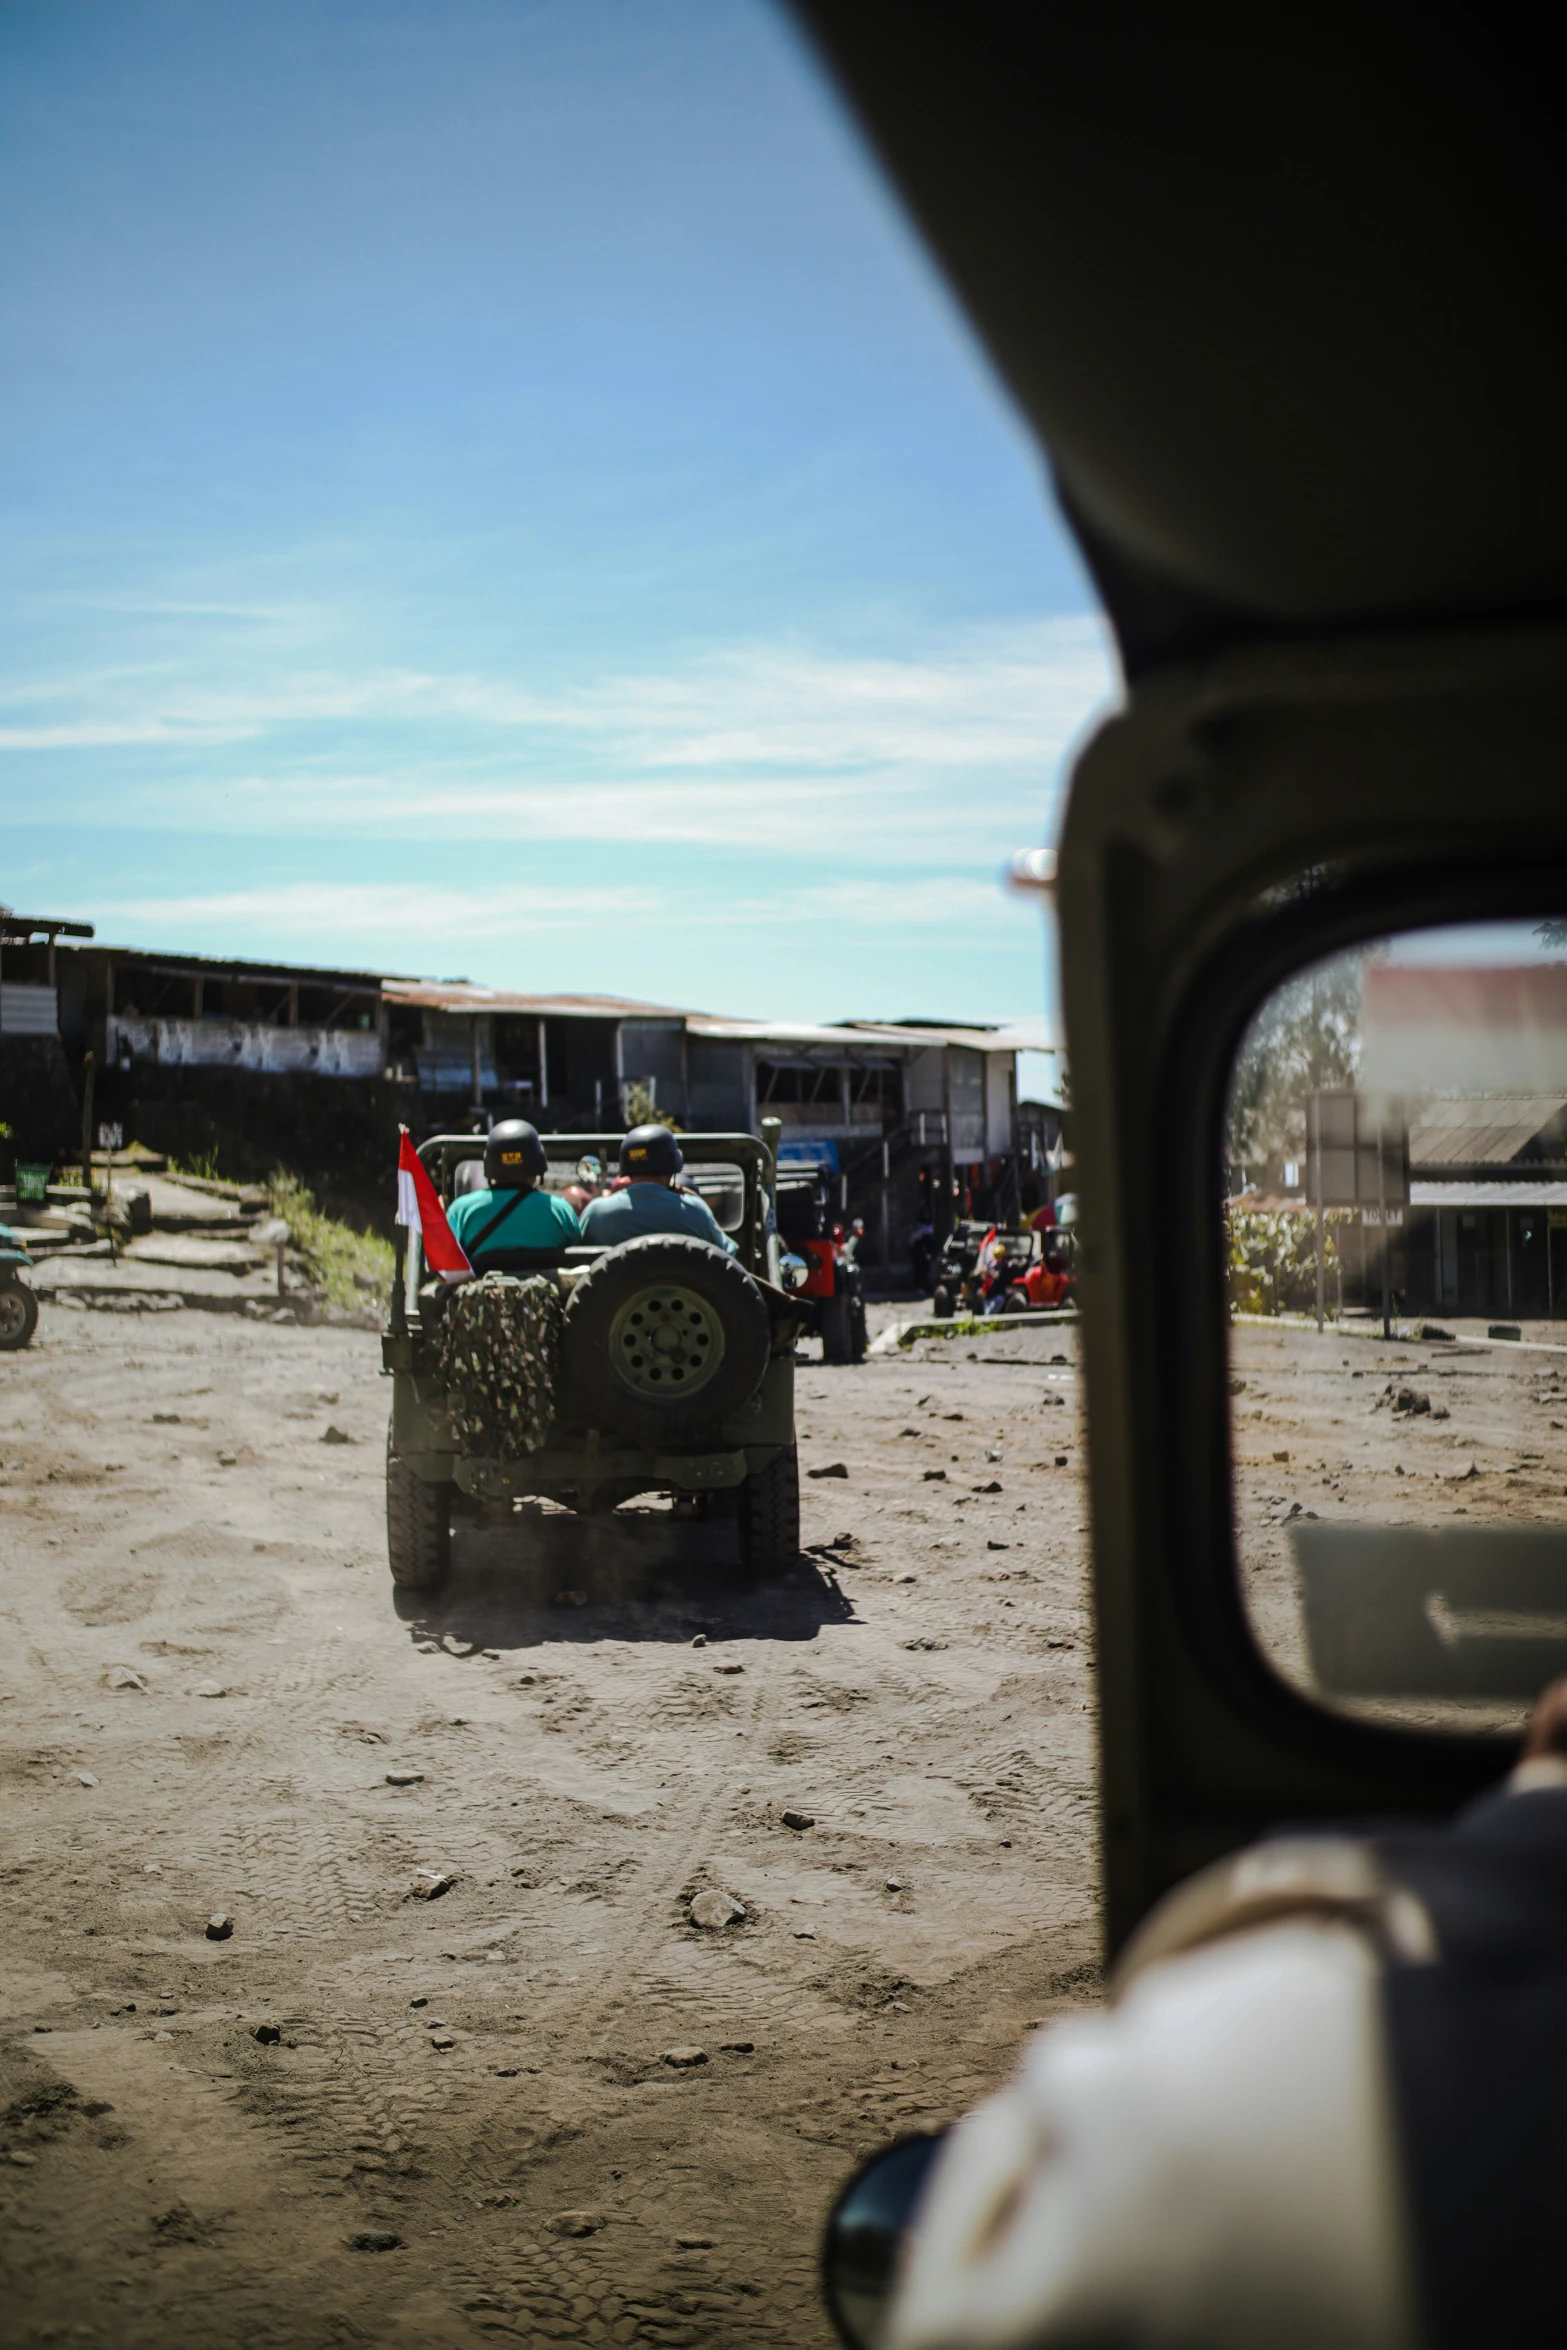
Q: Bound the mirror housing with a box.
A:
[1057,623,1567,1952]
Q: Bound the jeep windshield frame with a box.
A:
[413,1130,773,1280]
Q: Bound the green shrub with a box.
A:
[266,1169,393,1314]
[1226,1207,1352,1316]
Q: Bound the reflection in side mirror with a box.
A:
[1227,913,1567,1732]
[821,2131,946,2350]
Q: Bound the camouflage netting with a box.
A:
[438,1273,563,1457]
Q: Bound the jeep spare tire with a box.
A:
[562,1235,771,1443]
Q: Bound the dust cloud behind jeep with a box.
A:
[382,1131,804,1594]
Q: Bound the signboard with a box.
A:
[1306,1090,1408,1210]
[1306,1090,1408,1337]
[96,1122,124,1152]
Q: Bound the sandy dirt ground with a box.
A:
[1232,1314,1567,1724]
[0,1299,1096,2349]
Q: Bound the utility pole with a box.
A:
[80,1050,95,1193]
[1377,1120,1391,1340]
[1311,1093,1325,1333]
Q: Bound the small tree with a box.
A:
[621,1081,681,1133]
[1226,948,1365,1188]
[1226,1206,1353,1315]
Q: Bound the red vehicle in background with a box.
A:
[999,1221,1074,1312]
[975,1204,1076,1316]
[775,1168,868,1363]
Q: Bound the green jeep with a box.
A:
[380,1129,806,1594]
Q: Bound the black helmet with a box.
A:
[484,1119,548,1189]
[619,1123,683,1179]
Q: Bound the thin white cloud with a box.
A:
[91,868,1045,947]
[0,617,1117,858]
[95,881,648,939]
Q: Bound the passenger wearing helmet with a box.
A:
[446,1120,580,1270]
[579,1125,737,1254]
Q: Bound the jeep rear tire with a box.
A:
[0,1279,38,1351]
[737,1446,799,1577]
[562,1234,771,1444]
[386,1422,452,1591]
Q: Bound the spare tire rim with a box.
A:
[609,1284,725,1399]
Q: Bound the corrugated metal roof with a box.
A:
[1410,1180,1567,1209]
[686,1015,1051,1054]
[383,981,696,1018]
[1409,1094,1567,1166]
[78,942,387,991]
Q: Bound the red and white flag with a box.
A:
[395,1129,472,1282]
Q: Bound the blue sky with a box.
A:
[0,0,1113,1045]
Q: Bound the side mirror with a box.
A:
[821,2131,946,2349]
[780,1251,810,1292]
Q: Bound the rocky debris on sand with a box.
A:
[893,1571,917,1584]
[689,1889,746,1930]
[663,2046,708,2068]
[781,1809,815,1832]
[253,2023,282,2045]
[690,1633,707,1648]
[385,1769,424,1787]
[972,1479,1004,1494]
[75,1770,98,1787]
[350,2230,402,2252]
[922,1469,947,1482]
[106,1667,147,1692]
[217,1451,238,1468]
[320,1425,354,1445]
[677,2234,715,2249]
[986,1540,1010,1552]
[720,2040,755,2054]
[886,1877,904,1892]
[205,1913,234,1942]
[196,1683,227,1699]
[904,1637,948,1652]
[807,1462,849,1479]
[430,2032,455,2050]
[411,1868,457,1900]
[1392,1387,1432,1416]
[548,2210,605,2237]
[714,1661,744,1674]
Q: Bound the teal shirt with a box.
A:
[447,1185,581,1265]
[580,1181,737,1255]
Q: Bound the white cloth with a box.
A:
[888,1923,1416,2350]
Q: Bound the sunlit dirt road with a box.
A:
[0,1301,1096,2349]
